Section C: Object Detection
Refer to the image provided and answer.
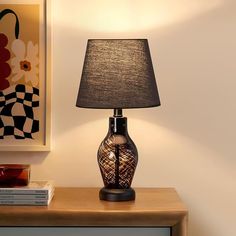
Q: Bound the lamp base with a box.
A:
[99,187,135,201]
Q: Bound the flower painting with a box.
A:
[11,39,39,87]
[0,1,50,150]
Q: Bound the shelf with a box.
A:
[0,188,188,236]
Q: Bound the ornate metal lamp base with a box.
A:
[99,187,135,202]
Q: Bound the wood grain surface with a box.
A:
[0,188,188,236]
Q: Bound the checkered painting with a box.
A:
[0,85,39,139]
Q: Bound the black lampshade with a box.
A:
[76,39,160,109]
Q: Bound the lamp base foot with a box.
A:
[99,187,135,201]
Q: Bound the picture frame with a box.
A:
[0,0,51,151]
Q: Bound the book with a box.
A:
[0,180,54,195]
[0,194,54,206]
[0,189,54,200]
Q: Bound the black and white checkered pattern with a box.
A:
[0,84,39,139]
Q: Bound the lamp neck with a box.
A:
[109,117,127,135]
[113,108,123,117]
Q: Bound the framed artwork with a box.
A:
[0,0,51,151]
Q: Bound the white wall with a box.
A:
[1,0,236,236]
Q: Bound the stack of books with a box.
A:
[0,180,54,206]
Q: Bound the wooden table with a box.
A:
[0,188,188,236]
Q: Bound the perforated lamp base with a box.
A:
[99,187,135,201]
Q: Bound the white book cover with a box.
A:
[0,180,54,195]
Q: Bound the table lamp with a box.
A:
[76,39,160,201]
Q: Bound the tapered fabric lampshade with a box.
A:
[76,39,160,109]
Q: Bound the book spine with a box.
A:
[0,194,50,200]
[0,189,50,195]
[0,199,50,206]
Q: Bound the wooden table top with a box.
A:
[0,187,188,227]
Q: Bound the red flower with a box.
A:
[0,33,11,90]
